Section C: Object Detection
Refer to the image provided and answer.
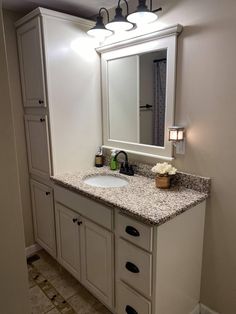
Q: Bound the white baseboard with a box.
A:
[200,304,219,314]
[190,304,200,314]
[25,243,42,258]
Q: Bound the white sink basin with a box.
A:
[83,174,128,188]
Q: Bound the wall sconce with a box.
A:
[168,126,186,154]
[127,0,162,25]
[87,8,113,39]
[106,0,134,32]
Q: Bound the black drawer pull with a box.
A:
[40,118,45,122]
[77,221,82,225]
[72,218,78,223]
[125,305,138,314]
[125,262,140,273]
[39,100,44,104]
[45,191,50,195]
[125,226,140,237]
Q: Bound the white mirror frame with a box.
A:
[97,24,183,161]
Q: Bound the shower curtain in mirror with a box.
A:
[153,59,166,147]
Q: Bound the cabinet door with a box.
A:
[17,17,47,108]
[31,180,56,257]
[55,203,81,280]
[80,218,113,308]
[24,114,52,178]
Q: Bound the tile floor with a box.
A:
[27,250,112,314]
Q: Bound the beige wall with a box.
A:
[0,4,30,313]
[115,0,236,312]
[3,9,34,247]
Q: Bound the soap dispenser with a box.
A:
[95,147,104,167]
[110,149,118,170]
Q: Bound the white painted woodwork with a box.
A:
[54,182,206,314]
[116,212,153,252]
[54,185,113,230]
[55,203,81,280]
[16,8,102,176]
[98,25,183,160]
[30,180,56,257]
[116,280,151,314]
[80,217,113,308]
[24,114,52,179]
[17,17,47,108]
[41,11,102,173]
[154,202,206,314]
[117,238,152,299]
[108,55,139,143]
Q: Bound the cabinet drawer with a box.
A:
[116,281,151,314]
[117,238,152,298]
[116,213,153,252]
[54,185,113,230]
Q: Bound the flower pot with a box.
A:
[155,175,170,189]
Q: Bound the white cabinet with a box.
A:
[54,186,114,309]
[17,17,47,108]
[30,180,56,257]
[24,114,52,178]
[80,218,113,308]
[16,8,102,175]
[55,203,81,280]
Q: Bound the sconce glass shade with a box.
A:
[87,12,113,38]
[106,3,134,32]
[168,126,185,141]
[127,0,158,24]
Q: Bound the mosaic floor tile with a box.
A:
[46,308,60,314]
[28,250,112,314]
[29,285,54,314]
[50,272,81,300]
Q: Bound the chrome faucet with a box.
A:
[114,150,134,176]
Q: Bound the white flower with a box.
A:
[151,162,177,175]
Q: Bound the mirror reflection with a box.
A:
[108,49,167,147]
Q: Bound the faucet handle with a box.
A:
[128,165,135,176]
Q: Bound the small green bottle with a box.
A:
[110,149,118,170]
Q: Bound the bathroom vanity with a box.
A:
[15,6,211,314]
[51,168,210,314]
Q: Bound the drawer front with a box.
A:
[116,281,151,314]
[54,185,113,230]
[116,213,153,251]
[117,238,152,298]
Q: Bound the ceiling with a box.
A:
[2,0,119,18]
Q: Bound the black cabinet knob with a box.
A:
[125,262,140,273]
[40,118,45,122]
[45,191,50,195]
[125,226,140,237]
[38,100,44,104]
[77,221,82,225]
[125,305,138,314]
[72,218,78,223]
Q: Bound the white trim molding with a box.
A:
[190,304,201,314]
[25,243,42,258]
[200,304,219,314]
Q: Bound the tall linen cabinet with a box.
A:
[16,8,102,257]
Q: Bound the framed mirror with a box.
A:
[97,25,183,160]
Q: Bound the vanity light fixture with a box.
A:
[127,0,162,25]
[168,126,186,154]
[87,8,113,39]
[106,0,134,32]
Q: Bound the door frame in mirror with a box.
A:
[97,24,183,160]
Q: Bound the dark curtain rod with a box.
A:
[153,58,167,63]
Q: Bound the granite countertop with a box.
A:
[51,167,210,226]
